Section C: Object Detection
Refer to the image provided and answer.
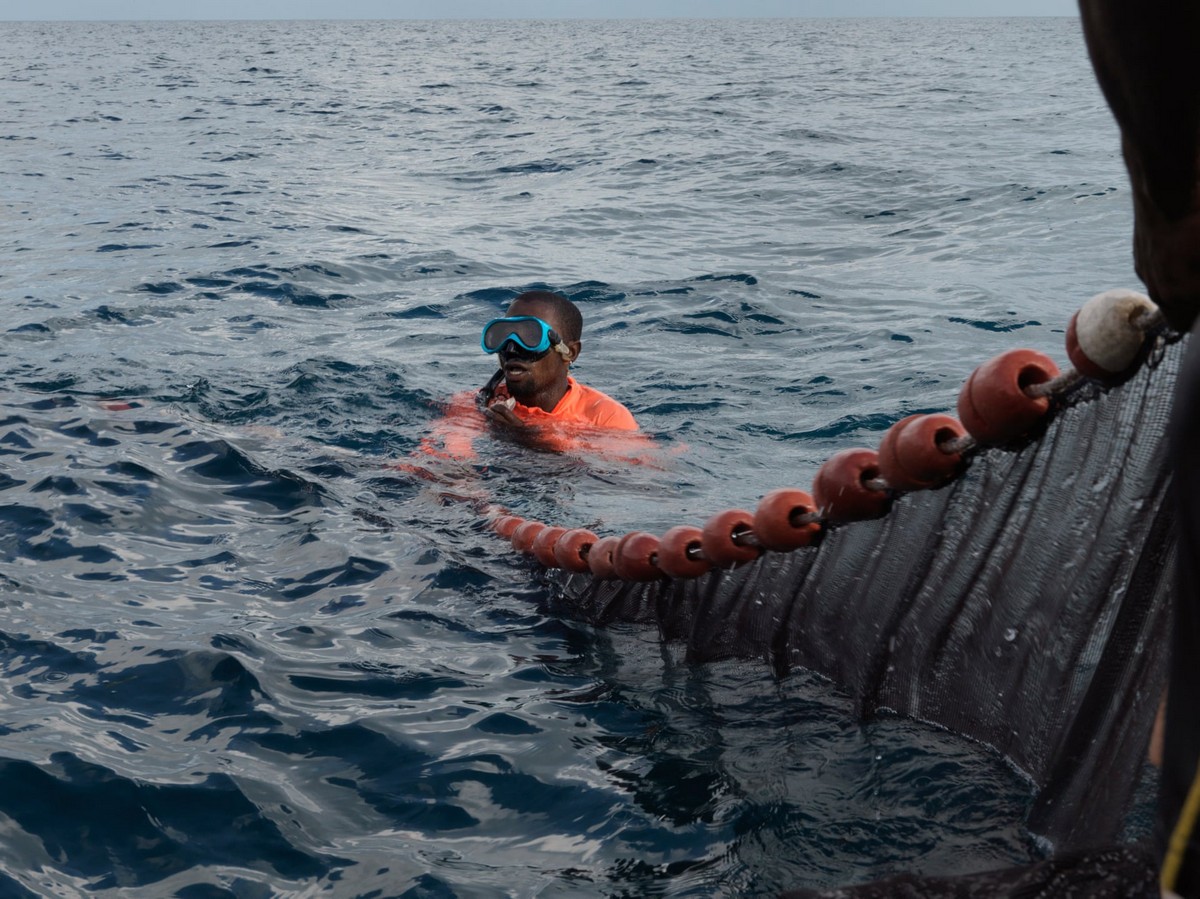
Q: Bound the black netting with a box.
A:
[550,335,1183,860]
[778,845,1159,899]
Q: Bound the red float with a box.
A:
[491,515,524,538]
[812,448,889,522]
[956,349,1059,445]
[510,520,546,554]
[531,526,568,568]
[587,535,621,579]
[877,413,966,491]
[753,488,821,551]
[657,525,712,578]
[613,531,662,581]
[701,508,761,566]
[553,529,598,573]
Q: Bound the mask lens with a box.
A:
[481,316,553,354]
[499,343,549,363]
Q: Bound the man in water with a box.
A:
[478,290,638,435]
[415,290,638,463]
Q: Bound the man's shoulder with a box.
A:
[566,378,638,430]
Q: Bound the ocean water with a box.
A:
[0,16,1142,897]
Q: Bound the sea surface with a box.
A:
[0,16,1144,897]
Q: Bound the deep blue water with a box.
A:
[0,16,1143,897]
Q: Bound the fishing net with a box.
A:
[778,845,1159,899]
[548,332,1183,891]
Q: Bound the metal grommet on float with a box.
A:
[812,448,889,522]
[877,413,967,491]
[957,348,1059,445]
[613,531,662,581]
[657,525,712,578]
[553,528,598,573]
[752,488,820,551]
[701,508,760,566]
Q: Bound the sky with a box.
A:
[1,0,1080,21]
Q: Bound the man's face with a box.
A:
[497,299,573,405]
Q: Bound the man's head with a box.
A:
[507,290,582,346]
[484,290,583,411]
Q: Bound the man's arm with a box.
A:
[1081,5,1200,895]
[1079,1,1200,331]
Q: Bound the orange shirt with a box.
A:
[492,377,638,431]
[417,376,639,462]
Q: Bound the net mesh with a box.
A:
[778,845,1158,899]
[551,334,1182,866]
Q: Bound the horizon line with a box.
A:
[1,13,1082,21]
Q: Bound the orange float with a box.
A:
[553,528,598,573]
[701,508,761,566]
[812,448,889,522]
[531,526,568,568]
[877,413,966,490]
[752,488,820,551]
[587,535,621,579]
[656,525,712,578]
[957,349,1059,445]
[613,531,662,581]
[491,515,524,538]
[510,520,546,554]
